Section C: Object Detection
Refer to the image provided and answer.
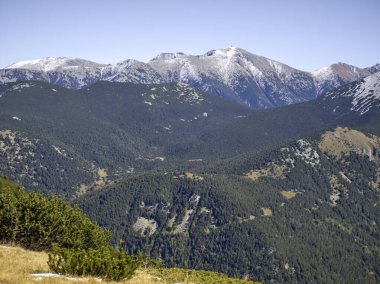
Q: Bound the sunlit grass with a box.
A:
[0,245,259,284]
[0,245,108,284]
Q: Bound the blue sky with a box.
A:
[0,0,379,71]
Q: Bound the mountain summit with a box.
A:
[6,57,106,71]
[1,47,377,108]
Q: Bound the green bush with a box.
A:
[48,244,139,281]
[0,175,110,250]
[0,175,140,280]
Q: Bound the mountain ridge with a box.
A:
[2,46,378,109]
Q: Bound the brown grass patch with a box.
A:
[1,246,258,284]
[261,208,272,217]
[183,172,204,181]
[245,164,287,181]
[0,245,116,283]
[280,190,297,200]
[319,127,380,160]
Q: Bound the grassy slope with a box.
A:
[0,246,258,284]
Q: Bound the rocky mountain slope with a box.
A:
[312,62,371,94]
[322,71,380,115]
[1,47,377,108]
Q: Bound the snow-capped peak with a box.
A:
[1,47,376,109]
[330,62,370,81]
[366,63,380,74]
[312,62,370,80]
[150,52,187,61]
[311,66,333,80]
[311,63,371,95]
[311,66,332,77]
[212,46,238,57]
[6,57,104,72]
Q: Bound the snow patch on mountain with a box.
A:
[324,72,380,115]
[350,72,380,114]
[179,60,202,84]
[312,66,336,93]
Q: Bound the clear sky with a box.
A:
[0,0,379,71]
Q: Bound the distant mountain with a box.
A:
[6,57,105,71]
[149,47,318,108]
[2,47,378,108]
[312,62,371,94]
[366,63,380,74]
[1,57,162,89]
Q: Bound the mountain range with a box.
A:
[1,47,380,283]
[2,46,378,108]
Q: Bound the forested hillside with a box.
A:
[0,176,257,283]
[0,81,249,197]
[1,77,378,197]
[77,127,380,283]
[0,175,139,280]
